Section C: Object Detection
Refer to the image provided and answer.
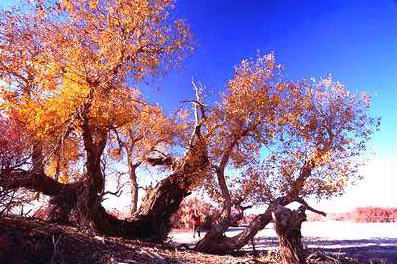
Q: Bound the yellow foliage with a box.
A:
[0,0,192,181]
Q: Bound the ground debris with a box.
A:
[0,216,252,264]
[0,216,379,264]
[306,250,365,264]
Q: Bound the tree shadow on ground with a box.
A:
[249,236,397,263]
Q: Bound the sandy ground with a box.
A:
[170,221,397,263]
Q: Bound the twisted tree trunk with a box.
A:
[194,198,284,254]
[194,160,315,254]
[272,204,307,264]
[72,89,209,240]
[0,170,77,223]
[1,134,208,242]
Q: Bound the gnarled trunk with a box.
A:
[272,204,307,264]
[0,170,77,223]
[47,185,77,224]
[75,138,209,240]
[1,96,209,241]
[1,137,208,242]
[194,200,276,254]
[194,160,315,254]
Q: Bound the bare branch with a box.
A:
[296,197,326,217]
[187,79,207,147]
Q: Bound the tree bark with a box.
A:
[1,142,208,240]
[194,138,238,252]
[129,169,139,214]
[126,149,140,214]
[272,204,307,264]
[1,133,208,242]
[32,144,45,175]
[81,122,107,193]
[195,199,278,254]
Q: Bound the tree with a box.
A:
[170,197,219,229]
[194,55,379,253]
[0,0,210,241]
[195,53,293,252]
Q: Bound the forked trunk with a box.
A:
[1,148,208,241]
[79,143,208,240]
[2,100,209,241]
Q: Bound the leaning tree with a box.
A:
[0,0,211,241]
[193,55,379,255]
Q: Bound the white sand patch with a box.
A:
[170,221,397,245]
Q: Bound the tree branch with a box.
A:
[295,197,326,217]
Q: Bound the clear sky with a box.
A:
[1,0,396,212]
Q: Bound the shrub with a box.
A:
[170,197,219,229]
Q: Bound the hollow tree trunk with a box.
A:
[272,204,307,264]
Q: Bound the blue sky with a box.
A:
[1,0,396,211]
[153,0,397,155]
[145,0,397,211]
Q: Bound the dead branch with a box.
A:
[296,197,326,217]
[101,171,127,199]
[188,79,207,147]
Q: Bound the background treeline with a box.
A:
[307,207,397,223]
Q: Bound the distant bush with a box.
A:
[351,207,397,223]
[307,207,397,223]
[170,197,220,229]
